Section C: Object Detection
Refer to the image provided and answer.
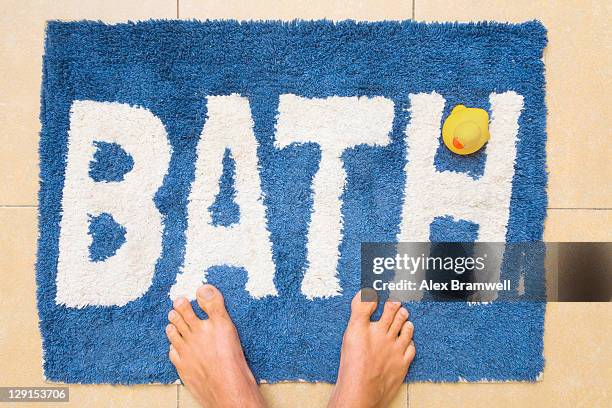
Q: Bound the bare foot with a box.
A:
[166,284,266,408]
[328,291,416,408]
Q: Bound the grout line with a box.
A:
[411,0,416,20]
[406,382,410,408]
[176,384,179,408]
[176,0,179,19]
[548,208,611,210]
[0,205,610,210]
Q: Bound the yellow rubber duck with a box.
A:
[442,105,490,155]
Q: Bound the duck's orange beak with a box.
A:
[452,137,464,149]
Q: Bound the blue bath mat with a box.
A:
[37,20,547,383]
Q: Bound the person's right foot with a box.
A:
[328,290,416,408]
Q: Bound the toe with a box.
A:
[166,324,185,350]
[168,309,190,336]
[173,297,200,327]
[404,340,416,363]
[349,289,378,324]
[196,285,230,321]
[378,301,401,329]
[169,345,181,366]
[388,307,409,336]
[399,321,414,348]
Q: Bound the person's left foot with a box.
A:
[166,284,266,408]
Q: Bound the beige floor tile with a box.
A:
[409,303,612,408]
[414,0,612,209]
[260,383,337,408]
[179,382,407,407]
[261,382,407,408]
[544,209,611,241]
[180,0,412,20]
[0,0,177,206]
[0,207,178,407]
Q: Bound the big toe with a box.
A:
[196,284,230,321]
[349,288,378,324]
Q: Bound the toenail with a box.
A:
[197,285,215,300]
[166,324,174,333]
[168,310,177,321]
[174,298,186,307]
[386,302,399,310]
[399,308,408,316]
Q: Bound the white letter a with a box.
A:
[170,95,277,300]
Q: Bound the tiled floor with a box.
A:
[0,1,610,407]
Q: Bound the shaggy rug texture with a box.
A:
[37,20,547,383]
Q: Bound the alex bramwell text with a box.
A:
[372,278,512,292]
